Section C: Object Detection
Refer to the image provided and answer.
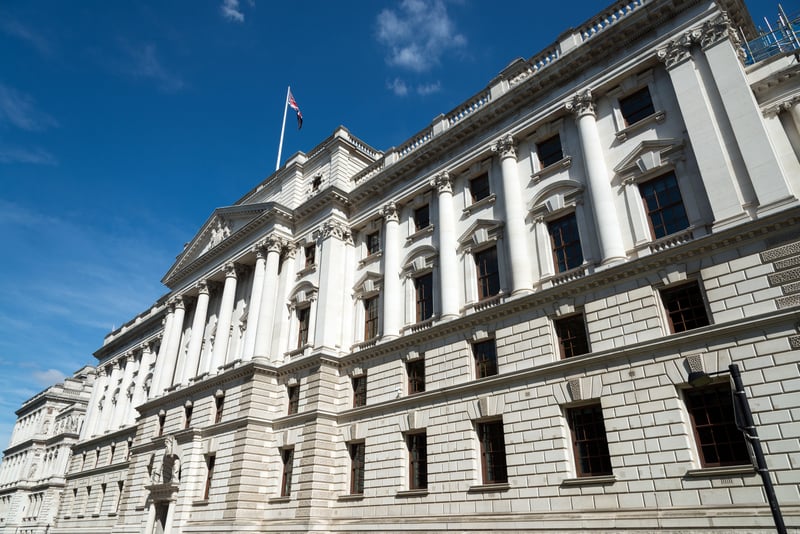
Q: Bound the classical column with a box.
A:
[314,220,352,349]
[150,302,176,396]
[181,281,210,381]
[492,134,534,294]
[242,246,267,360]
[210,263,238,371]
[158,297,186,391]
[98,361,123,434]
[657,31,750,226]
[700,14,795,212]
[82,366,107,439]
[253,236,284,360]
[110,353,136,430]
[431,171,459,319]
[128,342,156,424]
[566,90,626,263]
[381,203,402,338]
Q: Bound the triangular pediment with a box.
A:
[457,218,503,247]
[353,271,383,297]
[614,138,683,177]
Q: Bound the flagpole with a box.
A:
[275,86,290,172]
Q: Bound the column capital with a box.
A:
[170,295,185,310]
[430,170,453,194]
[222,261,238,279]
[139,340,156,354]
[196,279,210,295]
[656,31,696,69]
[380,202,399,223]
[699,13,742,55]
[264,234,285,254]
[283,241,298,259]
[316,220,352,242]
[491,133,517,159]
[566,89,595,117]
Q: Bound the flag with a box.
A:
[288,90,303,130]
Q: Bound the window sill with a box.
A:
[406,225,434,244]
[285,343,312,359]
[358,251,383,268]
[396,489,429,498]
[192,499,209,506]
[531,156,572,184]
[296,264,316,278]
[353,337,379,351]
[561,474,616,486]
[615,110,666,141]
[268,496,291,503]
[463,193,496,216]
[684,465,755,478]
[337,493,364,501]
[468,482,510,493]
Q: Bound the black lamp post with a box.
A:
[687,363,787,534]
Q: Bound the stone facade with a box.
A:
[4,0,800,532]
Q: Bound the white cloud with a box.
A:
[388,78,409,96]
[32,369,66,387]
[0,146,57,165]
[123,43,185,93]
[221,0,245,22]
[416,81,441,95]
[0,83,59,132]
[376,0,466,72]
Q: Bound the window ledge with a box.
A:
[359,251,383,268]
[684,464,755,478]
[296,264,316,278]
[268,496,291,503]
[191,499,209,506]
[531,156,572,184]
[285,343,312,359]
[337,493,364,501]
[561,474,616,486]
[396,489,429,498]
[353,337,379,351]
[463,193,497,216]
[406,225,434,244]
[615,110,666,141]
[468,482,510,493]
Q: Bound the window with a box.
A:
[470,173,490,203]
[567,404,612,477]
[115,481,124,512]
[554,313,589,359]
[548,213,583,272]
[407,432,428,490]
[413,205,430,231]
[304,244,315,268]
[157,413,165,437]
[660,281,709,333]
[414,273,434,322]
[366,231,381,255]
[109,444,116,464]
[97,483,106,515]
[406,359,425,394]
[474,246,500,300]
[311,175,322,191]
[352,376,367,408]
[297,306,310,348]
[537,134,563,168]
[184,405,193,429]
[363,296,379,340]
[639,172,689,239]
[619,86,655,126]
[685,383,750,467]
[280,448,294,497]
[203,454,215,500]
[477,420,507,484]
[214,395,224,424]
[287,385,299,415]
[349,442,365,494]
[473,339,498,379]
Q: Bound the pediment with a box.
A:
[613,138,683,177]
[457,218,503,247]
[353,270,383,296]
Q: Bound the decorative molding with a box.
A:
[380,202,399,223]
[491,133,516,159]
[566,89,595,117]
[430,170,453,194]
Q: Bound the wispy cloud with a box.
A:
[121,43,184,93]
[387,78,409,96]
[0,146,58,165]
[0,19,52,57]
[32,369,67,387]
[0,83,59,131]
[387,78,442,97]
[376,0,466,72]
[220,0,246,22]
[416,81,441,95]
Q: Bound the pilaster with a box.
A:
[431,170,459,318]
[380,203,402,338]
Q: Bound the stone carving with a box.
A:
[159,435,181,484]
[319,220,352,242]
[430,170,453,194]
[566,89,595,117]
[209,218,231,248]
[657,13,744,68]
[380,202,399,223]
[492,133,517,159]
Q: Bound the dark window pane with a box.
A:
[413,205,430,231]
[639,172,689,239]
[364,296,379,339]
[407,432,428,490]
[548,214,583,272]
[660,282,709,333]
[470,173,490,202]
[287,385,299,415]
[352,376,367,407]
[685,383,750,467]
[478,420,507,484]
[475,247,500,300]
[567,404,612,477]
[537,134,563,168]
[620,86,655,125]
[407,359,425,394]
[473,339,498,379]
[367,231,381,255]
[349,442,365,494]
[297,307,310,348]
[281,448,294,497]
[555,314,590,358]
[415,273,434,322]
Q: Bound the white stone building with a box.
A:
[11,0,800,532]
[0,367,94,534]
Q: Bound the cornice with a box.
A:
[292,186,352,224]
[65,460,131,482]
[72,425,137,453]
[93,315,164,362]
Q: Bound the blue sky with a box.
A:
[0,0,780,450]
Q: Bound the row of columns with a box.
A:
[0,451,30,485]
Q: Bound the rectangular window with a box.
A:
[537,134,563,168]
[349,442,365,494]
[406,359,425,394]
[203,454,216,500]
[352,376,367,408]
[619,86,655,126]
[554,313,590,359]
[470,173,490,203]
[304,244,315,268]
[639,172,689,239]
[214,395,224,424]
[287,385,299,415]
[475,246,500,300]
[363,296,379,340]
[280,448,294,497]
[477,420,507,484]
[297,307,310,348]
[115,481,124,512]
[413,205,430,231]
[548,213,583,272]
[109,444,116,465]
[184,405,193,429]
[366,231,381,255]
[414,273,433,322]
[685,383,750,467]
[407,432,428,490]
[97,483,106,515]
[473,339,498,379]
[157,414,165,437]
[567,404,612,477]
[660,281,709,333]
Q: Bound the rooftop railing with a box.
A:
[743,5,800,64]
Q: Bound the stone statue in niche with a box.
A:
[161,435,181,484]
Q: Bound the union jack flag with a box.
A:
[288,90,303,129]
